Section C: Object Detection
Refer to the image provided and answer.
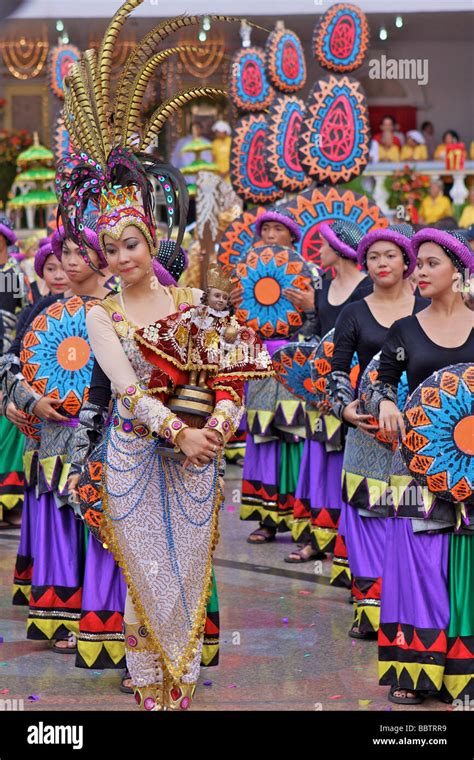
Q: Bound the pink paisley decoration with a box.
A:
[282,186,387,267]
[48,44,81,99]
[298,75,370,185]
[265,28,307,93]
[228,47,274,112]
[230,114,284,205]
[265,95,311,193]
[313,4,370,73]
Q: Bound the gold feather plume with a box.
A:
[63,0,248,166]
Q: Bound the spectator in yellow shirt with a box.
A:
[400,130,428,162]
[378,131,401,162]
[459,187,474,228]
[419,178,453,224]
[211,120,232,181]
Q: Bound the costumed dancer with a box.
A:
[241,209,309,544]
[6,238,69,604]
[284,221,371,577]
[0,213,32,528]
[327,224,427,638]
[366,229,474,705]
[59,2,272,710]
[1,212,110,659]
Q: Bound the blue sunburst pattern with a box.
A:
[273,341,318,405]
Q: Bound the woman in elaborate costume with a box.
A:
[240,209,309,544]
[0,214,32,527]
[284,220,371,569]
[59,1,272,709]
[327,225,427,638]
[366,229,474,705]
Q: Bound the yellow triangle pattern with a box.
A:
[366,478,390,508]
[12,583,30,603]
[313,526,337,551]
[306,410,321,435]
[39,455,65,489]
[378,660,444,691]
[27,616,79,640]
[324,414,342,440]
[330,563,351,586]
[355,603,380,633]
[443,674,473,700]
[77,640,125,668]
[0,494,23,515]
[291,519,310,542]
[201,643,219,667]
[22,450,35,482]
[239,503,293,528]
[343,471,364,502]
[58,462,71,495]
[276,400,303,425]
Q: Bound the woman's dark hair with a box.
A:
[433,216,458,231]
[380,114,396,126]
[442,130,459,142]
[421,121,433,131]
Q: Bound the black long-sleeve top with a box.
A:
[314,273,373,337]
[376,316,474,396]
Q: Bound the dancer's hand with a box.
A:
[32,396,69,422]
[342,400,378,436]
[67,473,81,503]
[315,399,332,413]
[378,399,406,441]
[5,402,26,427]
[177,427,222,467]
[282,284,314,311]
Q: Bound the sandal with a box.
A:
[247,526,276,544]
[51,638,77,654]
[348,625,377,640]
[119,669,134,694]
[284,544,326,563]
[388,685,424,705]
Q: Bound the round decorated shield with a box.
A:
[311,329,359,401]
[228,47,274,112]
[298,75,370,185]
[273,342,318,405]
[313,3,370,73]
[265,95,312,193]
[48,44,81,99]
[231,114,284,205]
[233,245,312,340]
[265,28,307,93]
[77,456,104,543]
[358,352,409,451]
[401,364,474,504]
[20,296,98,417]
[217,206,267,271]
[282,186,387,266]
[16,410,41,442]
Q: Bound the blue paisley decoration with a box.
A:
[401,364,474,504]
[234,245,312,340]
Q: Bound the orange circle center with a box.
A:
[453,416,474,455]
[56,336,90,371]
[254,277,281,306]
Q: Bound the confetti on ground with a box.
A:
[27,695,40,702]
[226,506,235,512]
[304,653,311,657]
[227,684,237,689]
[279,596,285,600]
[358,699,372,707]
[92,671,102,676]
[0,637,4,643]
[0,663,7,667]
[329,695,343,700]
[298,590,310,596]
[281,617,289,624]
[385,707,393,711]
[351,641,356,646]
[0,689,9,694]
[203,681,212,687]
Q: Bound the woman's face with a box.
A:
[366,240,406,287]
[61,238,101,283]
[42,254,70,294]
[416,241,459,298]
[319,237,339,268]
[102,225,152,285]
[444,132,455,145]
[260,222,293,248]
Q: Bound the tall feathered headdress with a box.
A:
[55,0,242,271]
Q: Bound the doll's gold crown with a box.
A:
[207,266,233,293]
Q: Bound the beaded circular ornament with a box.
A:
[231,114,284,205]
[265,95,312,193]
[228,47,274,112]
[298,75,370,185]
[265,28,307,93]
[313,3,370,73]
[401,363,474,504]
[233,245,312,340]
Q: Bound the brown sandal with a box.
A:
[247,526,276,544]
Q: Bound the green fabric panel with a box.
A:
[279,440,304,494]
[448,534,474,638]
[207,567,218,613]
[0,417,24,474]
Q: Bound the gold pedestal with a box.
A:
[168,385,215,429]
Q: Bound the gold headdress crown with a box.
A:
[207,266,233,293]
[99,185,142,214]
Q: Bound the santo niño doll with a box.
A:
[134,267,273,428]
